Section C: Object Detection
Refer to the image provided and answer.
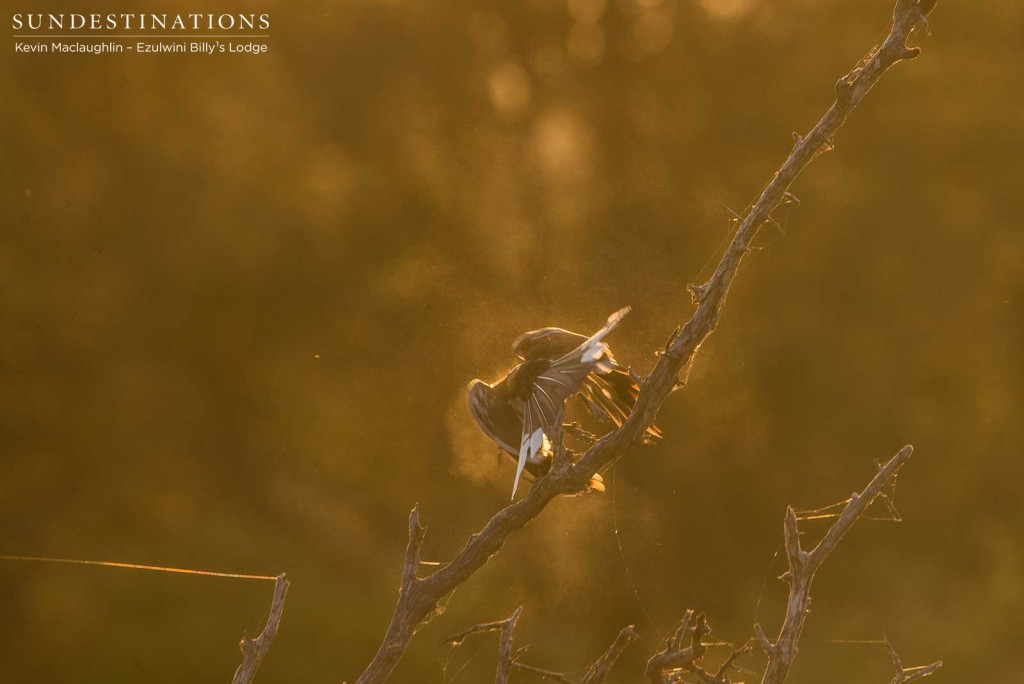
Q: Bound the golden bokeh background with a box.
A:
[2,1,1021,682]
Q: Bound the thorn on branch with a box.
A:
[688,282,708,306]
[835,75,856,103]
[716,202,745,223]
[765,214,786,237]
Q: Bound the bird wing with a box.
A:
[551,306,630,368]
[513,327,587,361]
[511,307,631,498]
[576,370,661,440]
[467,380,521,455]
[513,399,543,498]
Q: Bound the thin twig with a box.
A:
[496,607,523,684]
[512,661,575,683]
[443,614,519,647]
[402,505,426,591]
[887,641,943,684]
[754,446,917,684]
[446,613,637,684]
[441,607,523,684]
[354,3,938,681]
[231,573,290,684]
[646,613,749,684]
[580,625,641,684]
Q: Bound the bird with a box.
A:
[513,326,662,444]
[468,306,656,499]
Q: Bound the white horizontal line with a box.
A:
[12,34,270,38]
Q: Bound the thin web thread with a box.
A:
[611,468,662,639]
[442,638,490,684]
[753,540,783,626]
[0,554,278,581]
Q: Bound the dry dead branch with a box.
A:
[445,609,637,684]
[231,573,289,684]
[646,610,753,684]
[887,641,943,684]
[355,2,939,681]
[756,447,911,683]
[440,446,940,683]
[580,625,641,684]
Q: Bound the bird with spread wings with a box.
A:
[468,306,660,498]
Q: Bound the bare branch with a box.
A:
[753,623,777,656]
[442,611,520,647]
[580,625,640,684]
[402,505,427,589]
[757,446,916,684]
[354,2,938,680]
[887,641,943,684]
[808,446,913,568]
[575,0,937,482]
[646,612,749,684]
[670,611,695,652]
[440,607,523,684]
[782,507,805,572]
[496,606,523,684]
[715,641,756,680]
[231,574,289,684]
[445,613,636,684]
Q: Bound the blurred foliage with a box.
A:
[2,0,1022,682]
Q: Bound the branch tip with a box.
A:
[783,506,803,565]
[402,505,428,590]
[231,573,290,684]
[580,624,641,684]
[886,640,943,683]
[754,623,778,655]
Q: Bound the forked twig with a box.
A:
[887,641,943,684]
[445,611,637,684]
[753,446,941,684]
[646,610,752,684]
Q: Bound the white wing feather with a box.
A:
[511,306,631,499]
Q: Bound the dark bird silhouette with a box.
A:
[468,307,656,498]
